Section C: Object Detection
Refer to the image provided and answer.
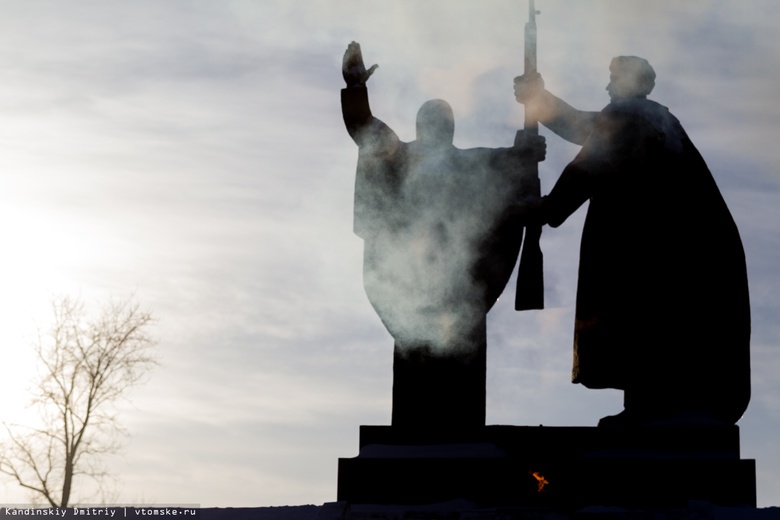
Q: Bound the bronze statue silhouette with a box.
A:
[515,56,750,426]
[342,42,545,427]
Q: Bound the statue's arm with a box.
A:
[341,85,374,142]
[341,44,405,241]
[537,92,599,146]
[341,42,398,146]
[543,109,632,226]
[542,163,593,228]
[514,73,598,146]
[341,84,403,154]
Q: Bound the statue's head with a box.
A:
[606,56,656,101]
[416,99,454,147]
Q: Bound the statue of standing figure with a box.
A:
[515,56,751,427]
[342,42,546,428]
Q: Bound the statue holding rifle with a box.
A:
[342,41,545,428]
[515,54,751,426]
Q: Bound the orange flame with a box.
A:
[530,471,549,493]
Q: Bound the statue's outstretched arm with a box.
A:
[514,73,598,146]
[340,42,400,152]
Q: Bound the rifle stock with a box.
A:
[515,0,544,311]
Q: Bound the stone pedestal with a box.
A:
[391,338,486,428]
[336,425,755,510]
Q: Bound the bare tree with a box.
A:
[0,295,157,507]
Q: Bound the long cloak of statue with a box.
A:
[544,98,750,423]
[342,86,534,427]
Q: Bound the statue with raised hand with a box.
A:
[342,41,546,428]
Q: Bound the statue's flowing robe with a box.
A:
[544,98,750,422]
[342,86,534,426]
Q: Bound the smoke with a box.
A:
[353,105,536,356]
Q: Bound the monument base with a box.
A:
[336,425,755,510]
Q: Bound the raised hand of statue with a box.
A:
[513,72,545,104]
[513,131,547,163]
[343,41,379,88]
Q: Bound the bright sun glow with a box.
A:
[0,202,56,425]
[0,193,107,426]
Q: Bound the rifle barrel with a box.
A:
[515,0,544,311]
[524,0,538,133]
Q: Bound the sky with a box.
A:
[0,0,778,508]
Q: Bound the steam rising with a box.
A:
[356,107,534,355]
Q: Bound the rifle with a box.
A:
[514,0,544,311]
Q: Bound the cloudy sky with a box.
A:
[0,0,778,508]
